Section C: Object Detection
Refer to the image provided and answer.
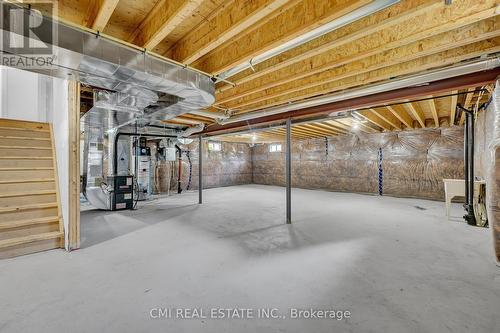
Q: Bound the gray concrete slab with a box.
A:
[0,185,499,333]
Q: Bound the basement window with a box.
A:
[208,141,222,152]
[269,143,282,153]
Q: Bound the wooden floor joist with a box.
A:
[215,4,500,106]
[24,0,497,142]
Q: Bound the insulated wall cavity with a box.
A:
[253,127,464,200]
[149,141,253,193]
[477,80,500,262]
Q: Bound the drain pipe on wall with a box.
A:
[458,101,489,226]
[175,145,183,194]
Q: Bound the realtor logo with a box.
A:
[0,1,57,68]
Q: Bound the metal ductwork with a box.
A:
[178,123,205,137]
[218,57,500,125]
[1,1,215,130]
[1,2,217,210]
[190,109,229,120]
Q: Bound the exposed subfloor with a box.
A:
[1,185,499,332]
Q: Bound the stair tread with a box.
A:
[0,231,63,249]
[0,126,49,132]
[0,146,52,150]
[0,190,56,198]
[0,202,58,213]
[0,178,55,184]
[0,135,50,141]
[0,216,60,230]
[0,157,52,160]
[0,167,53,171]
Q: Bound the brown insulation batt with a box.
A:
[253,127,464,201]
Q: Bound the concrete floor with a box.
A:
[1,185,499,333]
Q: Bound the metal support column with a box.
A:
[465,110,475,225]
[198,134,203,204]
[286,118,292,224]
[458,104,476,226]
[464,112,469,209]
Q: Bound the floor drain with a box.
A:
[414,206,426,211]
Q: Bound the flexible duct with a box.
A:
[190,109,229,119]
[218,57,500,125]
[178,123,205,138]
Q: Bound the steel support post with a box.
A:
[286,118,292,224]
[198,135,203,204]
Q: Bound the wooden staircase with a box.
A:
[0,119,64,259]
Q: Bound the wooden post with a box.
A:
[68,81,80,250]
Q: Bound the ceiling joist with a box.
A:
[216,15,500,109]
[170,0,291,64]
[190,0,371,74]
[130,0,205,50]
[91,0,120,32]
[404,101,426,128]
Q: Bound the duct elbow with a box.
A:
[179,123,205,137]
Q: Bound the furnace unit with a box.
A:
[134,140,151,201]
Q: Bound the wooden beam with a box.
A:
[216,2,500,104]
[385,105,413,129]
[218,17,500,108]
[290,126,331,137]
[130,0,205,50]
[325,120,353,132]
[426,96,439,127]
[303,123,343,136]
[404,101,426,128]
[370,107,402,130]
[357,110,392,131]
[273,127,306,136]
[201,68,500,136]
[331,119,376,133]
[216,0,441,93]
[170,0,290,64]
[232,38,500,113]
[192,0,371,74]
[294,124,334,137]
[314,122,349,134]
[272,128,310,139]
[91,0,120,32]
[450,90,458,125]
[68,81,81,250]
[275,127,320,139]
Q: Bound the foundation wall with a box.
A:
[151,140,253,193]
[253,127,464,201]
[476,82,500,262]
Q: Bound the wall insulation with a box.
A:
[253,127,464,200]
[475,82,500,262]
[150,141,253,192]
